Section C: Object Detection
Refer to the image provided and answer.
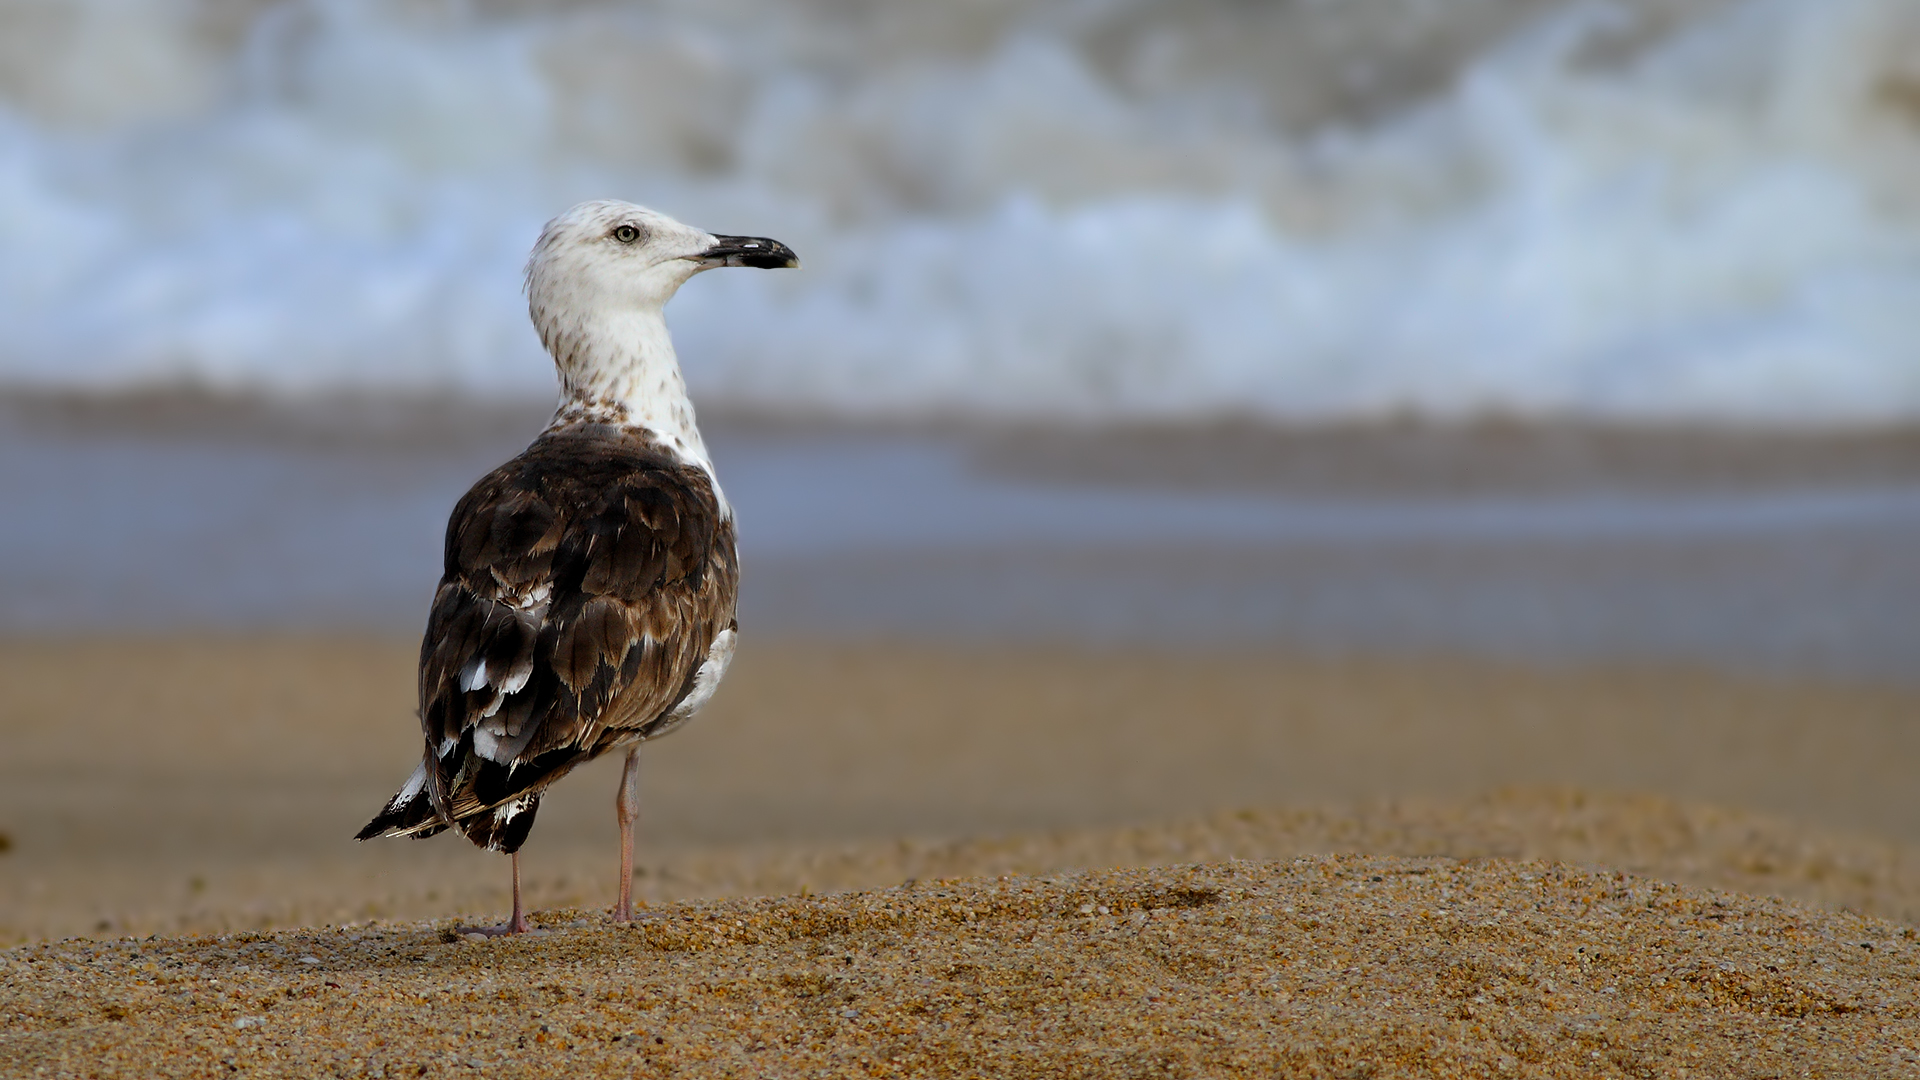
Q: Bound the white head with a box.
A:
[526,200,797,368]
[522,200,797,451]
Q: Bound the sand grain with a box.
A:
[8,856,1920,1078]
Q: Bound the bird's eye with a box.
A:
[613,224,642,244]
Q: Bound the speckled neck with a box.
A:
[539,308,715,477]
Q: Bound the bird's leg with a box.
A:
[469,851,533,936]
[614,745,642,922]
[507,851,532,934]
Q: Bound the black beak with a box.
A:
[695,235,800,270]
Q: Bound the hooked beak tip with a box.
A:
[695,235,800,270]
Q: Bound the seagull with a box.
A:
[357,200,797,933]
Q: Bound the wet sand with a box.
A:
[8,399,1919,677]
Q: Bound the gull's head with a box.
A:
[526,199,798,335]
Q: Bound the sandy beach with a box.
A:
[5,637,1919,1076]
[8,855,1920,1078]
[5,636,1920,941]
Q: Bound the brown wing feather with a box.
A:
[359,421,738,852]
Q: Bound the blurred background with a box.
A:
[2,0,1919,940]
[2,0,1918,672]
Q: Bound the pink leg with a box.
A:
[614,745,641,922]
[507,851,532,934]
[471,851,533,936]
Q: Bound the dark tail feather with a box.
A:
[454,792,542,853]
[360,741,576,850]
[355,762,447,840]
[439,745,582,852]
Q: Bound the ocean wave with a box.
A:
[0,0,1917,425]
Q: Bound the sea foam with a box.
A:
[0,0,1917,426]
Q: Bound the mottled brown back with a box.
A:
[358,421,738,851]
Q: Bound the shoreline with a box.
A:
[8,386,1920,494]
[5,393,1915,676]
